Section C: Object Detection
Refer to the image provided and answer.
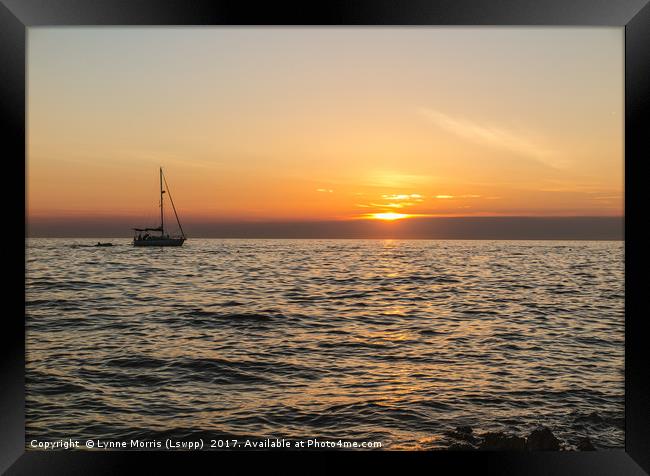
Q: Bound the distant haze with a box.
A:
[27,216,623,240]
[28,28,623,237]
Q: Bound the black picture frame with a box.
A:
[3,1,648,474]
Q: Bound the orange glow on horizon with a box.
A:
[369,212,411,221]
[26,28,624,224]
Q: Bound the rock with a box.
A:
[448,442,476,451]
[479,432,526,450]
[444,426,478,445]
[449,426,478,444]
[526,426,560,451]
[576,437,596,451]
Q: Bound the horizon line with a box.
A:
[26,236,624,241]
[26,215,623,240]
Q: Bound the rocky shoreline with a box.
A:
[443,426,596,451]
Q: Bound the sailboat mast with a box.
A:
[160,167,164,235]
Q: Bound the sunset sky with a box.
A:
[27,27,623,236]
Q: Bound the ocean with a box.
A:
[25,238,624,450]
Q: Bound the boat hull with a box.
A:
[133,238,185,247]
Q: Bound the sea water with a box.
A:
[25,239,624,449]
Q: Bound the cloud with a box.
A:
[316,188,334,193]
[116,150,224,170]
[382,194,423,200]
[369,202,415,209]
[418,108,567,168]
[434,194,482,199]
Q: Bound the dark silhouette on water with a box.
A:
[29,216,623,239]
[445,425,591,451]
[133,167,186,247]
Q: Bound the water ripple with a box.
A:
[26,238,624,449]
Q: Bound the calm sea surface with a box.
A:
[26,239,624,450]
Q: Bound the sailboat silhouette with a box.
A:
[133,167,186,247]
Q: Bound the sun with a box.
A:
[370,212,410,221]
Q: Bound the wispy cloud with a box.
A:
[117,150,224,170]
[316,188,334,193]
[356,192,425,212]
[382,193,423,200]
[433,194,482,199]
[418,108,567,168]
[369,202,415,209]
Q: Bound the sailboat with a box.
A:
[133,167,186,247]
